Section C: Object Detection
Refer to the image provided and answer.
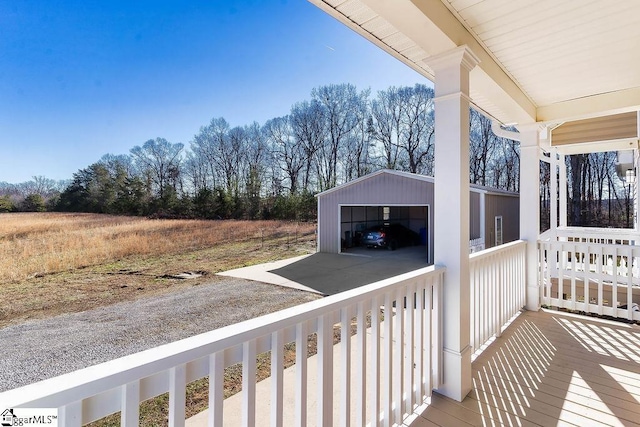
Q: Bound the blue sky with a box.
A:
[0,0,427,183]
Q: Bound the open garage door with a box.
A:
[339,204,430,261]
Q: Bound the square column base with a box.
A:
[527,282,542,311]
[436,345,472,402]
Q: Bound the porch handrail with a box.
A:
[469,240,527,354]
[539,239,640,322]
[0,265,445,427]
[554,226,640,244]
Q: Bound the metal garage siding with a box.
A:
[501,196,520,244]
[318,189,340,253]
[317,172,434,254]
[484,193,520,248]
[470,191,481,240]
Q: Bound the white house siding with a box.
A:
[484,193,520,249]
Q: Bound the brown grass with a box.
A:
[0,213,316,327]
[0,212,313,283]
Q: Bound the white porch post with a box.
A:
[635,149,639,232]
[427,45,479,402]
[480,192,486,248]
[559,152,567,228]
[518,124,542,311]
[550,148,558,233]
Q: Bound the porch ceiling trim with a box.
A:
[537,87,640,123]
[309,0,536,125]
[310,0,640,127]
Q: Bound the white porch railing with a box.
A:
[0,266,444,427]
[469,237,485,253]
[546,226,640,245]
[469,240,527,354]
[539,240,640,321]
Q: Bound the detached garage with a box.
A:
[316,169,519,263]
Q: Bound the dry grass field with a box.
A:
[0,212,316,327]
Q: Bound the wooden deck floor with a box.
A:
[410,309,640,427]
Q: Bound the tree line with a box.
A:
[1,82,526,219]
[540,152,634,230]
[2,83,521,219]
[0,177,68,213]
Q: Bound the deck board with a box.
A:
[410,309,640,427]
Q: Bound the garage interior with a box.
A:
[339,205,428,257]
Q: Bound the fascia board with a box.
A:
[537,87,640,123]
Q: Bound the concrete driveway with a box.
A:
[219,246,429,295]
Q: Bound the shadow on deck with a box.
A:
[410,309,640,426]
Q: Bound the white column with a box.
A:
[559,152,567,228]
[634,149,639,232]
[480,192,486,249]
[517,124,542,311]
[426,45,479,402]
[550,148,558,234]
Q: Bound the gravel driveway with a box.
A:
[0,277,319,392]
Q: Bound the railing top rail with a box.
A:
[539,239,640,252]
[469,240,526,262]
[0,264,445,408]
[555,226,639,237]
[539,229,554,242]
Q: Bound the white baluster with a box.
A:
[620,257,628,277]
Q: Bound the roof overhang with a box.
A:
[550,112,640,154]
[310,0,640,129]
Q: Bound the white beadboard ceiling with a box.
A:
[310,0,640,126]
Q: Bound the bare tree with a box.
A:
[182,151,209,195]
[28,176,60,197]
[130,137,184,199]
[567,154,587,225]
[312,84,368,190]
[469,109,495,186]
[99,154,135,178]
[341,95,373,181]
[244,122,268,217]
[370,87,403,169]
[264,116,305,195]
[488,136,519,192]
[398,84,435,174]
[225,126,248,196]
[539,157,551,231]
[564,151,631,228]
[290,100,325,192]
[191,117,231,191]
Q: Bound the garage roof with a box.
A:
[316,169,519,197]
